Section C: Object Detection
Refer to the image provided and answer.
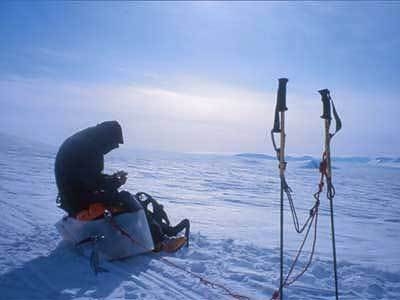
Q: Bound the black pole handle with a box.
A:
[319,89,331,120]
[272,78,288,133]
[277,78,289,112]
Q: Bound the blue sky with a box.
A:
[0,2,399,156]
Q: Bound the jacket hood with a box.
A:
[94,121,124,154]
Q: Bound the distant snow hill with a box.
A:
[235,153,275,160]
[235,153,315,161]
[235,152,400,168]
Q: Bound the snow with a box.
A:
[1,135,400,299]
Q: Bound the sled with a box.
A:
[56,208,154,261]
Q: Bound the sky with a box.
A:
[0,2,399,156]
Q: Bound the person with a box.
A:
[137,192,190,249]
[55,121,138,216]
[55,121,189,249]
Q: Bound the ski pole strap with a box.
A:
[331,100,342,135]
[318,89,342,136]
[272,78,289,133]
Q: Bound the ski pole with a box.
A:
[319,89,339,300]
[272,78,288,300]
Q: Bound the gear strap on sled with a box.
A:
[136,191,190,248]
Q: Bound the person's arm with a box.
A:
[99,174,122,191]
[75,153,104,191]
[76,153,126,191]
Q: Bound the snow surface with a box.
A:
[1,135,399,299]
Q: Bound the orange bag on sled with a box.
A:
[76,203,126,221]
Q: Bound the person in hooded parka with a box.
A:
[55,121,139,217]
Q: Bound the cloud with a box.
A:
[1,75,397,155]
[0,77,277,152]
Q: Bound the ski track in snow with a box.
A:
[1,137,400,299]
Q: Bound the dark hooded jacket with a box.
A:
[55,121,124,215]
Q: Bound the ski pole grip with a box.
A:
[277,78,289,112]
[319,89,332,120]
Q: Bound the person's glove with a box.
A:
[114,170,128,186]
